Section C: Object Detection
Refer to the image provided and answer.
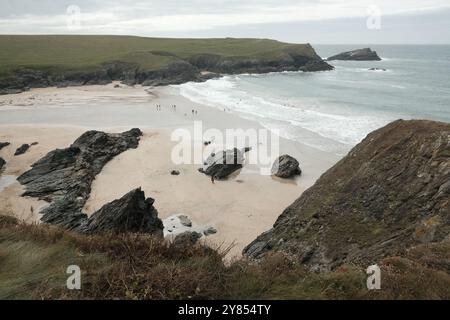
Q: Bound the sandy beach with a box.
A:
[0,82,339,259]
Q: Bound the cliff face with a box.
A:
[0,40,332,94]
[244,120,450,271]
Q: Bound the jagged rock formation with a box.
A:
[199,148,247,180]
[244,120,450,271]
[78,188,163,236]
[16,128,165,235]
[0,157,5,171]
[272,155,302,178]
[0,142,10,150]
[327,48,381,61]
[0,44,333,95]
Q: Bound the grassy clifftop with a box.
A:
[0,35,319,76]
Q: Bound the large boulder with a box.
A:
[199,148,246,180]
[327,48,381,61]
[271,155,302,178]
[244,120,450,272]
[79,188,163,236]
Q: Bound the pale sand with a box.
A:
[0,83,340,259]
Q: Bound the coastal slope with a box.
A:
[244,120,450,271]
[0,35,333,94]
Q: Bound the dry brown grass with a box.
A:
[1,215,449,300]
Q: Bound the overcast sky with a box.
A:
[1,0,450,44]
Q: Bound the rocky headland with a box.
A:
[0,39,333,95]
[244,120,450,271]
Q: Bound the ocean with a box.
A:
[176,45,450,155]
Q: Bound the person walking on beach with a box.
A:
[211,175,215,184]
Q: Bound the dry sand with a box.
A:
[0,82,339,259]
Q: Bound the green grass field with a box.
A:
[0,35,317,76]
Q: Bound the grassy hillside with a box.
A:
[1,214,449,300]
[0,35,318,76]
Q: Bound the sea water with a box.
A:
[176,45,450,155]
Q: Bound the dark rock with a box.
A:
[178,215,192,227]
[0,142,10,150]
[78,188,163,236]
[0,157,5,171]
[14,144,30,156]
[200,148,245,180]
[327,48,381,61]
[271,155,302,178]
[300,61,335,72]
[203,226,217,236]
[173,231,203,247]
[170,170,180,176]
[17,128,143,231]
[244,120,450,271]
[140,61,200,86]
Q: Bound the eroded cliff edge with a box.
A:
[244,120,450,271]
[0,36,333,94]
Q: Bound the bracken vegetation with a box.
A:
[1,214,449,300]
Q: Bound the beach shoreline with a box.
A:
[0,83,340,259]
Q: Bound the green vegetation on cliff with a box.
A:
[0,35,319,76]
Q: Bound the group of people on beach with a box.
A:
[155,104,200,117]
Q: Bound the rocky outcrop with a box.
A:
[14,144,30,156]
[0,157,5,171]
[78,188,163,236]
[244,120,450,272]
[0,142,10,150]
[199,148,247,180]
[0,45,333,95]
[17,128,146,232]
[327,48,381,61]
[271,155,302,178]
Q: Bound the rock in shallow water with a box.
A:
[271,155,302,178]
